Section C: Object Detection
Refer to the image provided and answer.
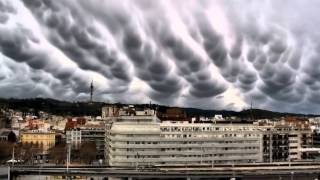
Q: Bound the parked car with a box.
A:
[6,159,24,164]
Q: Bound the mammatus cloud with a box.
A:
[0,0,320,113]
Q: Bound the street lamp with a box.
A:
[211,154,214,169]
[11,144,15,169]
[66,143,71,173]
[136,152,140,171]
[200,147,202,165]
[291,171,294,180]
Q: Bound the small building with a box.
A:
[20,130,56,152]
[0,130,16,142]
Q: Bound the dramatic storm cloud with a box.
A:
[1,0,320,113]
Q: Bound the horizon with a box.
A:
[1,96,319,116]
[1,0,320,114]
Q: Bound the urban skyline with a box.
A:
[1,0,320,115]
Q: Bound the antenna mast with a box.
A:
[90,80,93,103]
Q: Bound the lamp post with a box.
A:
[211,154,214,168]
[66,143,71,175]
[136,152,139,171]
[200,146,202,165]
[291,171,294,180]
[11,143,16,169]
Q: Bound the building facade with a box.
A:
[20,130,55,152]
[66,123,105,158]
[259,118,313,162]
[104,106,316,167]
[106,111,263,166]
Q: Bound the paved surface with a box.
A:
[9,165,320,180]
[0,166,8,180]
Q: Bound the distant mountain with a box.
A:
[0,98,105,116]
[0,97,318,119]
[183,107,318,120]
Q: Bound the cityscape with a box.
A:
[0,98,320,179]
[1,0,320,179]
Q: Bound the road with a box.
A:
[9,165,320,180]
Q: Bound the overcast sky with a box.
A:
[0,0,320,113]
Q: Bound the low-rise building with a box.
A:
[20,130,55,152]
[0,129,16,142]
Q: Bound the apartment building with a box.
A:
[66,122,105,158]
[104,106,316,166]
[104,106,263,166]
[259,118,313,162]
[80,123,105,158]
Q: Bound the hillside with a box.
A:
[0,98,318,119]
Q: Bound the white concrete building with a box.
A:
[105,112,263,167]
[66,129,81,148]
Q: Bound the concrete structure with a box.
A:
[105,106,263,167]
[259,118,313,162]
[66,129,81,148]
[104,106,317,167]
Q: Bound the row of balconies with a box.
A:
[109,142,260,149]
[109,136,260,142]
[109,155,260,163]
[109,149,259,156]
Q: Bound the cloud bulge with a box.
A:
[0,0,320,113]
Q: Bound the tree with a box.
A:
[14,142,41,164]
[48,142,66,164]
[80,141,97,164]
[8,131,17,143]
[0,142,13,162]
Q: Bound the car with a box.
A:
[6,159,24,164]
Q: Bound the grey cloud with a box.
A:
[189,80,227,98]
[149,77,182,94]
[238,71,257,87]
[123,30,142,50]
[307,92,320,104]
[269,53,280,64]
[247,48,257,62]
[0,28,45,70]
[269,38,287,54]
[288,49,301,70]
[148,61,170,78]
[1,0,320,113]
[24,0,132,83]
[229,37,242,59]
[0,0,16,14]
[253,54,267,70]
[0,13,8,24]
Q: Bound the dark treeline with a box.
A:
[0,98,104,116]
[0,98,318,119]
